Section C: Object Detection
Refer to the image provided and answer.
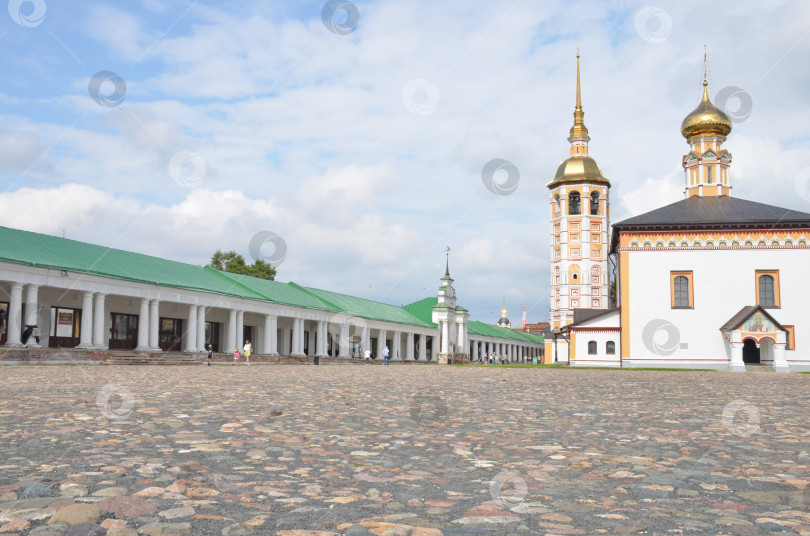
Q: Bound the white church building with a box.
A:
[550,53,810,372]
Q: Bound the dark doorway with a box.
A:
[0,301,8,346]
[243,326,253,350]
[49,306,82,348]
[109,313,138,350]
[158,317,183,351]
[205,322,220,352]
[742,339,760,364]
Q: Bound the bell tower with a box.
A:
[547,49,611,330]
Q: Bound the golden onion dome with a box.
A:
[681,81,732,139]
[547,156,610,188]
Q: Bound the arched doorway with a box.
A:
[742,339,760,364]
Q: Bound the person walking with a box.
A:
[207,344,213,366]
[243,339,252,366]
[233,347,239,365]
[383,345,390,366]
[364,347,371,365]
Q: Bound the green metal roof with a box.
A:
[210,270,341,311]
[468,320,544,344]
[403,297,438,326]
[299,285,433,328]
[0,226,269,301]
[0,226,542,342]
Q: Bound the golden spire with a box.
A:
[569,46,590,144]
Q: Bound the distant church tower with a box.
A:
[547,50,611,330]
[497,297,511,328]
[681,47,733,198]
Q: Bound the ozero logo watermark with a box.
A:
[168,150,207,188]
[633,6,672,43]
[96,383,135,421]
[401,78,440,116]
[715,86,753,123]
[8,0,46,27]
[796,167,810,204]
[641,319,680,356]
[88,70,127,108]
[408,394,448,426]
[722,399,760,438]
[489,471,528,508]
[248,231,287,267]
[321,0,359,35]
[481,158,519,196]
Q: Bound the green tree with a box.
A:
[209,250,276,280]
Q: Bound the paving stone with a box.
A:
[95,497,157,519]
[48,504,103,525]
[65,523,107,536]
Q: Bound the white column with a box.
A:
[359,325,370,358]
[149,299,160,351]
[263,314,277,355]
[418,334,426,361]
[4,283,23,347]
[316,321,327,357]
[440,321,449,354]
[236,311,244,351]
[77,291,95,349]
[227,309,237,353]
[729,331,745,372]
[134,298,150,351]
[22,284,41,348]
[377,328,387,359]
[392,331,402,361]
[338,322,350,358]
[471,339,478,361]
[457,320,466,352]
[291,318,304,356]
[405,332,415,361]
[184,304,198,352]
[91,293,106,349]
[774,332,789,373]
[197,306,206,352]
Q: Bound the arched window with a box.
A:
[587,341,597,355]
[606,341,616,354]
[674,276,690,307]
[590,192,600,215]
[569,192,581,215]
[554,194,560,217]
[758,275,775,306]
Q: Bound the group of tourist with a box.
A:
[203,339,253,366]
[478,352,531,364]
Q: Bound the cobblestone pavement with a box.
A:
[1,365,809,536]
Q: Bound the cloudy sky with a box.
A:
[2,0,809,324]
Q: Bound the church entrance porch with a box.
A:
[722,305,789,373]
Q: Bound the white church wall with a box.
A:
[624,247,810,370]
